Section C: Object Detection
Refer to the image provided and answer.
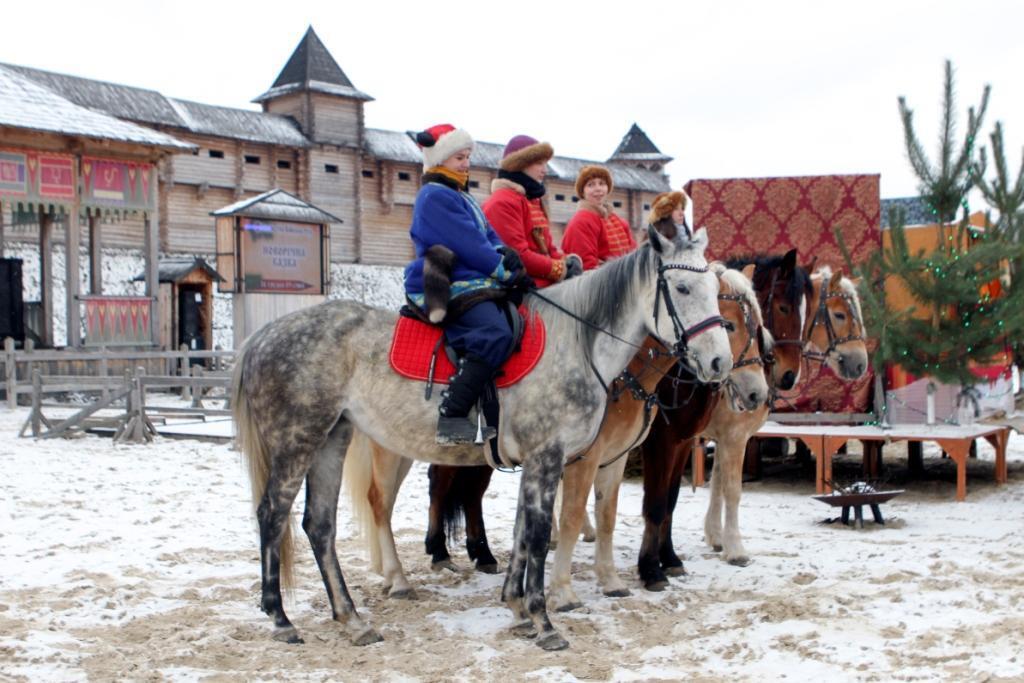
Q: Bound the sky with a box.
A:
[1,0,1021,204]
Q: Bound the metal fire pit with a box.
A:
[814,481,905,529]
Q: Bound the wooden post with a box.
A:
[908,441,924,475]
[0,202,5,257]
[145,165,160,346]
[23,338,34,400]
[89,214,102,294]
[99,345,109,402]
[39,208,54,347]
[31,368,41,437]
[179,343,190,401]
[4,337,15,409]
[66,176,82,347]
[190,364,203,408]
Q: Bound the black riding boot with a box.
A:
[437,354,498,446]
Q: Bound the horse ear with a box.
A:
[647,223,665,253]
[781,248,797,275]
[691,226,709,251]
[741,263,756,280]
[830,268,845,291]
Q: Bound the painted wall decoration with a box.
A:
[81,157,154,212]
[239,219,324,294]
[82,296,153,346]
[0,149,75,210]
[686,174,881,412]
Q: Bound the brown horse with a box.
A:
[636,250,810,589]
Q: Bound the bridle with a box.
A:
[802,272,865,363]
[653,258,727,362]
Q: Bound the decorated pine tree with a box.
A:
[839,61,1024,391]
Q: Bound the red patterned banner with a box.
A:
[686,174,881,412]
[82,157,154,211]
[82,296,153,346]
[0,149,75,207]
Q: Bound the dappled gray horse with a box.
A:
[232,225,732,650]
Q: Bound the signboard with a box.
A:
[81,157,154,212]
[239,218,323,294]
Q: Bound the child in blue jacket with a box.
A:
[404,124,527,445]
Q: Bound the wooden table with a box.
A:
[752,422,1010,501]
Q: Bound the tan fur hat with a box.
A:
[574,165,613,199]
[647,190,688,225]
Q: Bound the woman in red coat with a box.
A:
[483,135,582,287]
[561,165,637,270]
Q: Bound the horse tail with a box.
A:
[233,341,296,591]
[342,429,383,574]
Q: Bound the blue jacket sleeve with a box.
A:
[414,188,508,281]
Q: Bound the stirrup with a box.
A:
[436,416,496,446]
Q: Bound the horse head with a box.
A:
[804,265,868,380]
[712,263,771,411]
[646,224,732,384]
[735,249,809,391]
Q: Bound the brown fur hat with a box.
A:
[647,190,688,225]
[574,165,613,199]
[500,134,554,172]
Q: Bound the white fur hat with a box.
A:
[413,124,474,169]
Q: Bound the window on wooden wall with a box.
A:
[469,180,479,189]
[572,196,579,203]
[325,164,339,174]
[209,149,225,159]
[613,201,623,208]
[244,155,261,164]
[397,171,411,181]
[554,194,565,201]
[361,169,374,178]
[643,204,651,211]
[277,160,292,170]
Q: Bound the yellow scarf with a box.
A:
[426,166,470,189]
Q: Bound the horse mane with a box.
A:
[527,242,658,367]
[725,253,812,308]
[711,262,764,327]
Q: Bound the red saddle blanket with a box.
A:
[389,309,545,388]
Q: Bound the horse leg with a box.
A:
[593,455,630,598]
[549,454,600,612]
[580,498,597,543]
[658,438,691,577]
[302,420,382,646]
[718,430,752,566]
[703,440,726,552]
[425,465,459,571]
[549,481,562,550]
[461,466,500,573]
[638,430,671,591]
[502,445,567,650]
[370,443,415,598]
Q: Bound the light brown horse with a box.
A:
[702,265,867,565]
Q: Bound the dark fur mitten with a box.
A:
[423,245,457,323]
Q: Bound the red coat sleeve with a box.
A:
[562,212,602,271]
[484,191,562,285]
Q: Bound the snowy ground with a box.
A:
[2,405,1024,682]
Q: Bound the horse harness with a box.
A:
[801,272,865,364]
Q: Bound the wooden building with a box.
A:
[0,27,673,347]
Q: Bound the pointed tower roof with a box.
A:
[608,123,672,165]
[254,27,373,103]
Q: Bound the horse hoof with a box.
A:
[728,556,752,567]
[548,539,558,550]
[389,587,417,600]
[555,600,583,613]
[272,627,303,644]
[352,628,383,646]
[432,560,460,573]
[581,533,596,543]
[536,631,570,651]
[712,544,723,552]
[510,621,538,639]
[664,566,687,577]
[603,588,631,598]
[644,579,669,592]
[476,563,501,575]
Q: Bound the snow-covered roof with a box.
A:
[0,65,192,150]
[3,63,307,147]
[131,257,225,284]
[363,129,671,194]
[211,189,342,224]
